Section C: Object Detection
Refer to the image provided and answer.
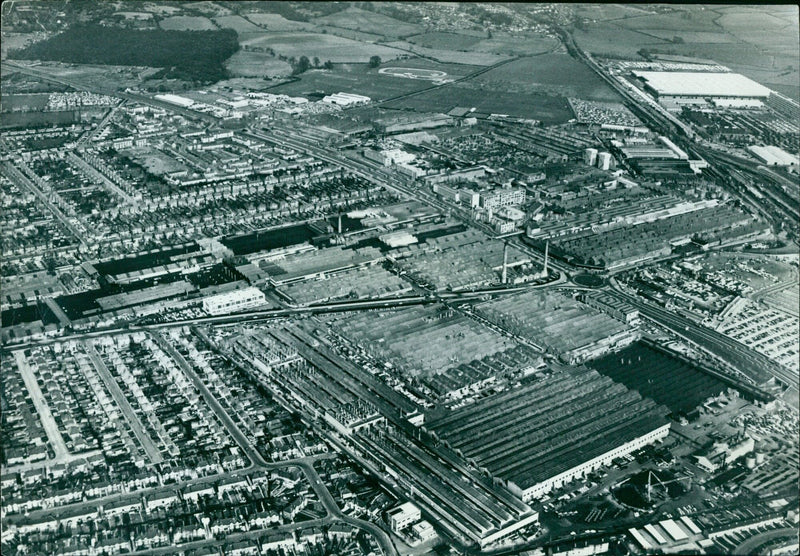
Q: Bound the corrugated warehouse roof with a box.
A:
[633,71,771,98]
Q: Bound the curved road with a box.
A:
[150,331,398,555]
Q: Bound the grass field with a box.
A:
[1,93,51,111]
[383,82,573,125]
[574,4,656,21]
[475,53,622,102]
[574,5,799,99]
[470,33,560,56]
[241,32,404,63]
[642,30,736,43]
[212,14,264,33]
[158,15,217,30]
[314,7,423,38]
[225,50,292,78]
[407,32,483,51]
[242,12,312,31]
[385,40,510,66]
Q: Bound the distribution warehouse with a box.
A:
[632,71,772,99]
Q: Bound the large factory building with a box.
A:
[632,71,771,100]
[426,370,670,502]
[202,287,267,315]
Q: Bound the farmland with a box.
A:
[224,51,292,78]
[383,82,574,124]
[212,14,264,34]
[407,32,484,51]
[240,32,404,63]
[313,7,423,38]
[385,40,511,66]
[474,53,622,102]
[158,15,217,30]
[574,5,799,99]
[1,93,51,111]
[241,12,312,32]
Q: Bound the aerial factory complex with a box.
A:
[1,2,798,556]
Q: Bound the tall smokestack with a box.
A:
[338,213,342,235]
[543,240,549,278]
[502,242,509,284]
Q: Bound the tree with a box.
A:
[292,55,310,75]
[323,60,333,70]
[368,55,382,68]
[313,56,320,67]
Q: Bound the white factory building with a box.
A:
[747,145,799,166]
[519,423,671,501]
[387,502,422,532]
[322,92,371,106]
[154,94,195,108]
[633,71,772,99]
[202,287,267,315]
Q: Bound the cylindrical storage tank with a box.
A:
[756,451,765,464]
[745,455,756,469]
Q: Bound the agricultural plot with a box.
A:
[475,54,622,102]
[407,32,484,51]
[573,24,669,58]
[1,93,51,111]
[225,51,292,78]
[158,15,217,30]
[468,34,560,56]
[385,40,511,66]
[241,32,404,63]
[212,14,264,33]
[574,4,656,21]
[242,12,312,31]
[314,7,423,38]
[384,82,574,125]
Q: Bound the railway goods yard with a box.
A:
[1,3,798,556]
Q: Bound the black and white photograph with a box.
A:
[1,2,798,555]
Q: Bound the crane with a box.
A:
[646,470,693,503]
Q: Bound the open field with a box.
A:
[407,32,483,51]
[384,82,573,124]
[1,93,51,111]
[224,50,292,78]
[474,53,622,102]
[212,14,264,33]
[576,5,799,98]
[641,30,737,43]
[242,12,312,31]
[158,15,217,30]
[574,4,656,21]
[385,40,510,66]
[314,7,423,38]
[469,33,560,56]
[240,32,404,63]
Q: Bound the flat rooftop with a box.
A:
[633,71,771,98]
